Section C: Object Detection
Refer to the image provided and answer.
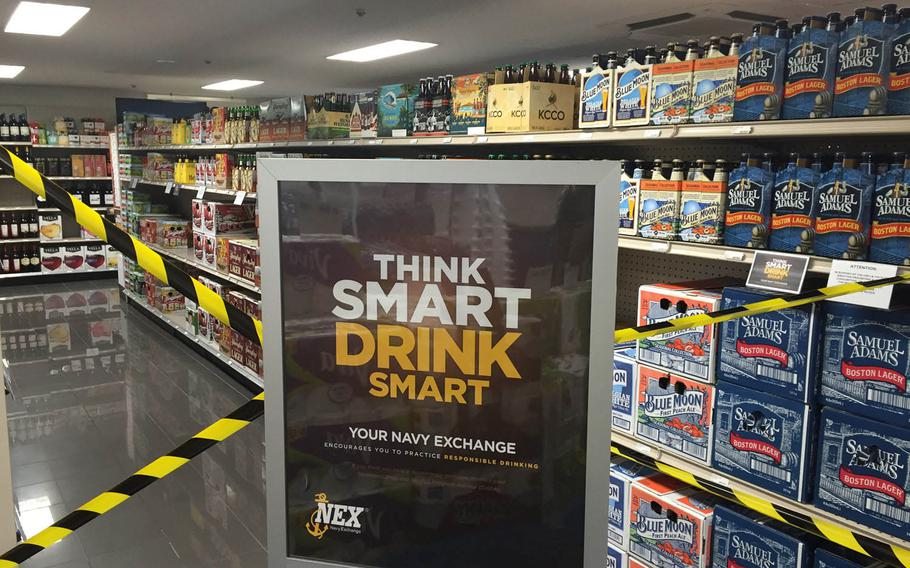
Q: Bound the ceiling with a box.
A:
[0,0,864,100]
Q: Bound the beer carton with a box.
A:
[579,65,613,128]
[717,287,822,404]
[834,15,890,117]
[820,301,910,427]
[614,57,652,126]
[613,354,638,435]
[814,161,875,260]
[202,202,255,235]
[870,163,910,265]
[259,98,290,142]
[637,281,727,383]
[724,160,774,249]
[306,107,349,140]
[349,90,378,138]
[888,15,910,115]
[650,60,694,125]
[782,21,838,119]
[378,83,417,137]
[630,559,654,568]
[711,505,812,568]
[712,381,816,501]
[636,365,715,464]
[450,72,494,134]
[484,83,515,133]
[735,26,788,121]
[609,457,658,549]
[608,544,628,568]
[691,56,738,123]
[679,179,726,244]
[630,481,718,568]
[815,407,910,541]
[770,159,822,253]
[637,179,681,240]
[619,164,642,235]
[814,545,890,568]
[288,96,307,141]
[490,81,575,133]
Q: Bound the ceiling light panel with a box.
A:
[5,2,90,36]
[201,79,263,91]
[327,39,437,62]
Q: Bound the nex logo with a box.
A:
[307,493,367,539]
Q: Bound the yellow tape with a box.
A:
[6,149,45,198]
[813,517,867,554]
[195,418,248,442]
[732,489,786,523]
[654,462,703,490]
[192,280,229,327]
[136,456,189,479]
[0,560,17,567]
[24,526,71,549]
[132,237,168,284]
[72,198,107,241]
[891,545,910,567]
[79,492,130,514]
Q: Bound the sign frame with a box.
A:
[259,158,619,568]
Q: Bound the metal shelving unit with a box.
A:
[121,176,255,200]
[0,268,116,281]
[144,243,260,294]
[32,144,109,150]
[45,176,111,181]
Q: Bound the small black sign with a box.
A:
[746,250,810,294]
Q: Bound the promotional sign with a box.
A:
[746,250,809,294]
[260,160,616,568]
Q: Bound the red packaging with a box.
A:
[203,202,255,234]
[191,199,204,231]
[204,234,217,268]
[193,231,205,261]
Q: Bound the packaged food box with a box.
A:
[637,178,682,240]
[203,202,255,235]
[637,280,727,382]
[636,365,715,464]
[613,354,637,435]
[610,458,664,550]
[690,55,737,123]
[84,244,107,271]
[679,179,726,244]
[608,544,628,568]
[717,287,822,403]
[711,505,812,568]
[650,60,693,125]
[39,214,63,241]
[630,479,718,568]
[815,407,910,541]
[819,301,910,426]
[62,245,86,272]
[712,381,816,502]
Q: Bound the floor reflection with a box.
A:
[1,280,265,568]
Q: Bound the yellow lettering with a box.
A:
[444,378,467,404]
[416,375,443,402]
[478,331,521,378]
[336,322,375,366]
[467,379,491,405]
[377,325,415,370]
[433,328,475,375]
[417,326,430,370]
[389,373,416,399]
[368,371,389,397]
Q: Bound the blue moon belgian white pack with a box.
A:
[716,286,822,404]
[820,301,910,426]
[712,381,816,502]
[613,354,637,434]
[610,458,668,550]
[815,407,910,541]
[608,544,628,568]
[711,505,813,568]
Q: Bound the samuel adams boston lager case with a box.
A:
[734,21,788,121]
[833,7,890,117]
[711,505,813,568]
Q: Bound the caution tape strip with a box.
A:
[0,147,262,347]
[612,442,910,567]
[0,392,264,567]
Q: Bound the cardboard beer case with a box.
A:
[450,72,494,134]
[637,178,682,240]
[679,179,727,244]
[819,301,910,427]
[378,83,418,137]
[349,91,378,138]
[712,381,816,502]
[649,60,694,125]
[814,545,891,568]
[306,108,349,140]
[485,81,575,133]
[609,457,657,549]
[690,55,738,123]
[613,354,638,435]
[711,505,813,568]
[815,407,910,541]
[578,65,613,128]
[630,559,655,568]
[608,544,629,568]
[636,365,716,465]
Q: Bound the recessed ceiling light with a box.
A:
[5,2,90,37]
[327,39,437,62]
[0,65,25,79]
[201,79,263,91]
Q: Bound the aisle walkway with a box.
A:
[2,279,265,568]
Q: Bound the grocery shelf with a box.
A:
[122,289,262,388]
[612,432,910,565]
[0,238,38,244]
[0,268,116,280]
[117,116,910,151]
[32,144,109,150]
[0,206,39,211]
[46,176,112,181]
[39,207,111,212]
[617,235,910,275]
[0,142,31,147]
[39,237,103,244]
[144,243,260,294]
[121,176,255,200]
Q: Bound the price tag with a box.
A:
[233,191,246,205]
[747,250,810,294]
[392,129,408,138]
[327,140,335,145]
[650,241,670,253]
[410,139,419,145]
[466,126,486,135]
[306,141,313,146]
[827,260,898,308]
[475,136,488,144]
[196,186,206,199]
[347,139,357,145]
[130,177,138,189]
[522,134,536,142]
[642,129,662,138]
[85,348,100,356]
[731,125,753,134]
[723,250,746,261]
[441,137,452,144]
[578,132,594,140]
[369,139,383,145]
[172,185,180,197]
[713,476,730,487]
[164,181,173,194]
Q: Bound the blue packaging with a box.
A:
[712,505,811,568]
[712,381,815,502]
[724,158,774,248]
[735,23,788,121]
[614,50,652,126]
[833,10,890,117]
[610,457,653,550]
[613,354,637,434]
[716,287,822,403]
[814,158,875,260]
[650,60,693,125]
[815,407,910,541]
[888,11,910,114]
[619,161,643,235]
[870,162,910,265]
[815,545,890,568]
[608,544,628,568]
[820,301,910,427]
[770,157,822,253]
[782,18,838,119]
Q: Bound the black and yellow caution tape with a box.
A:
[0,147,262,347]
[612,442,910,567]
[0,392,264,567]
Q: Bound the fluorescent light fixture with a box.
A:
[201,79,263,91]
[327,39,437,62]
[0,65,25,78]
[5,2,90,37]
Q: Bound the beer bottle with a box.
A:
[544,63,556,83]
[605,52,619,69]
[644,46,658,65]
[659,48,669,64]
[558,64,570,84]
[664,42,679,63]
[826,12,841,31]
[529,61,541,82]
[503,65,514,84]
[705,36,723,58]
[776,19,791,39]
[713,160,728,182]
[592,54,602,70]
[729,33,743,56]
[518,62,528,82]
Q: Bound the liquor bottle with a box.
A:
[0,246,8,273]
[0,213,8,240]
[16,114,27,142]
[11,246,20,273]
[18,213,28,238]
[29,245,39,272]
[0,114,9,142]
[9,214,18,239]
[28,211,38,238]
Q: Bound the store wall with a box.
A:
[0,84,134,127]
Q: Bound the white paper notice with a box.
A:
[195,186,206,199]
[233,191,246,205]
[827,260,898,309]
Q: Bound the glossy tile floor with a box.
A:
[1,279,266,568]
